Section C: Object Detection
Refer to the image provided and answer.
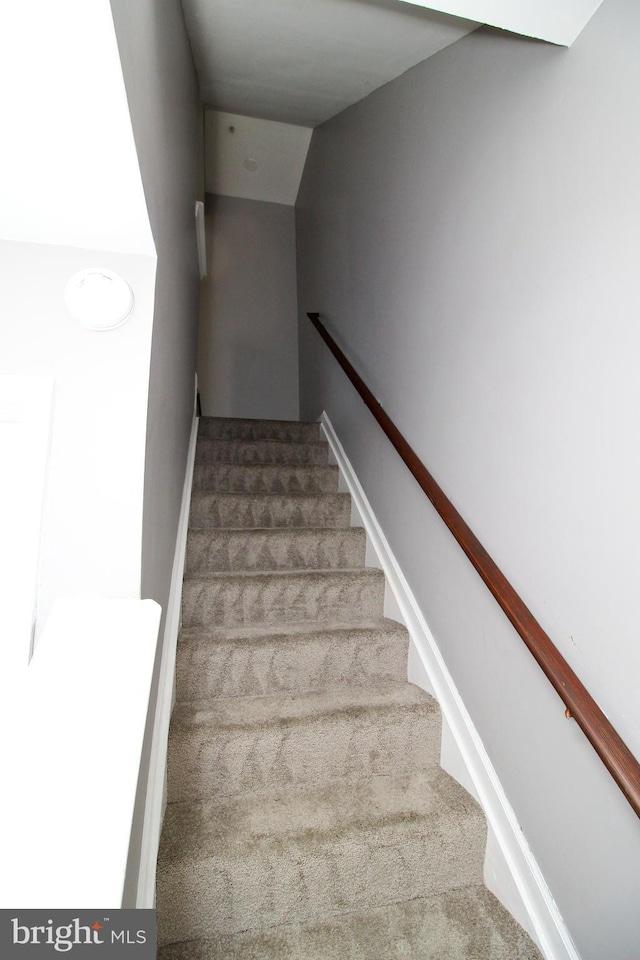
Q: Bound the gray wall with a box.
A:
[108,0,203,903]
[109,0,203,614]
[198,194,299,420]
[296,1,640,956]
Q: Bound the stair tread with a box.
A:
[192,462,339,489]
[184,567,382,581]
[199,417,320,434]
[186,527,367,573]
[198,436,327,446]
[171,678,436,731]
[175,619,408,700]
[189,490,351,515]
[195,461,336,468]
[196,443,329,458]
[199,436,324,447]
[186,525,364,536]
[196,460,340,477]
[158,768,481,863]
[191,491,348,501]
[167,680,440,802]
[189,492,351,530]
[178,617,407,643]
[158,768,486,941]
[157,885,541,960]
[196,438,330,465]
[182,568,385,627]
[201,417,319,426]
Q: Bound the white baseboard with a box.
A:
[135,398,199,908]
[319,411,579,960]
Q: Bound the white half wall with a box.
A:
[198,194,300,420]
[0,597,161,908]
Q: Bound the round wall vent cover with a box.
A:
[65,269,134,331]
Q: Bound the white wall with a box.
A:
[0,0,153,255]
[0,0,160,640]
[0,242,156,633]
[296,2,640,957]
[108,0,203,905]
[199,194,299,421]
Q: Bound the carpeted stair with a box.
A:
[157,417,542,959]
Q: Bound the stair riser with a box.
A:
[192,463,339,495]
[186,529,366,574]
[167,703,441,802]
[197,439,329,465]
[182,571,386,628]
[176,630,408,700]
[199,419,321,443]
[157,814,484,942]
[189,493,351,530]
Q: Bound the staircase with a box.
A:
[156,417,541,959]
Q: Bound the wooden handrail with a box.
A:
[308,311,640,818]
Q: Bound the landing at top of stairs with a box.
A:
[199,416,322,443]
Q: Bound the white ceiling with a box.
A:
[182,0,478,128]
[189,0,606,206]
[399,0,605,47]
[182,0,605,130]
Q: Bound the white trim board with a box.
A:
[319,410,579,960]
[136,379,200,907]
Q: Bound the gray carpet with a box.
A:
[156,417,542,959]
